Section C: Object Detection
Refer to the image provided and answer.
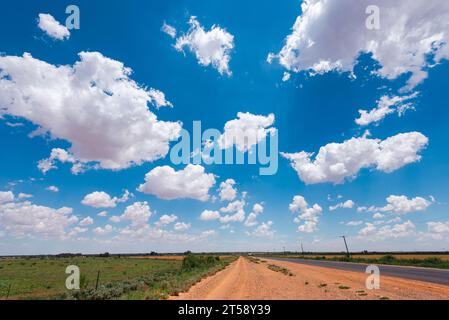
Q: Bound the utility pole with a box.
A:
[340,236,350,257]
[301,241,304,255]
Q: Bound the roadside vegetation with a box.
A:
[267,264,294,276]
[269,254,449,269]
[310,255,449,269]
[0,254,235,300]
[245,256,265,264]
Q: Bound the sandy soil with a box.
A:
[171,257,449,300]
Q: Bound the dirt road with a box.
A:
[172,257,449,300]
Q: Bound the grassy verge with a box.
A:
[270,254,449,269]
[0,255,236,300]
[66,255,236,300]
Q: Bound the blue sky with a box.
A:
[1,0,449,254]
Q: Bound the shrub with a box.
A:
[181,255,219,271]
[380,255,396,262]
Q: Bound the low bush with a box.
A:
[181,255,220,270]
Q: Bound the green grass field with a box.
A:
[0,255,235,300]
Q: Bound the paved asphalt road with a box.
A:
[267,257,449,286]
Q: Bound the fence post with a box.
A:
[6,284,11,299]
[95,271,100,290]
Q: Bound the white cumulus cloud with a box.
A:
[247,221,275,237]
[218,179,237,202]
[289,195,322,233]
[174,222,191,231]
[358,220,416,240]
[46,186,59,193]
[79,216,94,226]
[0,52,182,173]
[0,191,14,204]
[272,0,449,91]
[121,202,152,227]
[282,132,428,184]
[218,112,276,152]
[81,190,130,209]
[93,224,114,236]
[427,221,449,234]
[0,201,78,238]
[38,13,70,40]
[244,203,264,227]
[174,16,234,76]
[200,210,221,221]
[329,200,355,211]
[138,164,216,201]
[359,195,433,214]
[219,199,246,224]
[18,193,33,199]
[156,214,178,226]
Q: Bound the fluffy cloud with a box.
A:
[81,190,130,209]
[18,193,33,199]
[98,211,108,217]
[174,222,191,231]
[427,221,449,234]
[93,224,114,236]
[218,112,276,152]
[46,186,59,193]
[174,16,234,76]
[372,213,385,219]
[360,195,433,214]
[329,200,355,211]
[82,192,116,208]
[380,195,432,214]
[120,202,152,227]
[244,203,264,227]
[68,226,88,237]
[148,89,173,109]
[38,13,70,40]
[289,195,322,233]
[0,191,14,204]
[282,132,428,184]
[248,221,275,237]
[218,179,237,202]
[138,165,216,201]
[79,216,94,226]
[0,52,181,173]
[355,93,417,126]
[358,220,416,240]
[271,0,449,90]
[0,201,78,238]
[110,216,121,223]
[200,210,221,221]
[156,214,178,226]
[219,199,246,223]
